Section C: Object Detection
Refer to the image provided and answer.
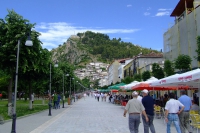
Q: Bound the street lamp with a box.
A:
[72,78,75,102]
[66,74,71,105]
[70,77,71,104]
[48,61,58,116]
[11,34,33,133]
[76,81,78,99]
[62,74,64,108]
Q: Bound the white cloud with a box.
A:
[144,12,150,16]
[147,7,151,10]
[35,22,140,50]
[155,11,170,16]
[158,8,171,11]
[42,42,58,51]
[127,4,132,7]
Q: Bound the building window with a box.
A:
[124,70,127,78]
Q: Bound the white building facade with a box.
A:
[163,0,200,68]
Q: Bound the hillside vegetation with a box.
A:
[52,31,160,65]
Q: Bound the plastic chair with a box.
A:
[190,114,200,132]
[154,105,161,119]
[190,110,199,116]
[189,110,199,125]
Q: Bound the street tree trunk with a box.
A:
[8,73,13,116]
[29,80,33,109]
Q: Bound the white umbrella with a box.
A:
[150,74,180,87]
[150,69,200,88]
[146,77,158,83]
[120,81,139,90]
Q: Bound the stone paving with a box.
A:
[0,97,179,133]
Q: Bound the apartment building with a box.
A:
[74,62,109,85]
[108,60,120,85]
[118,59,134,79]
[164,0,200,68]
[108,58,132,85]
[133,52,164,74]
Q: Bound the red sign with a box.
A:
[178,77,183,81]
[161,80,166,84]
[184,75,192,81]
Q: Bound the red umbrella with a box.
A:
[111,90,119,92]
[131,83,188,91]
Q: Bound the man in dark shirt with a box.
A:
[142,89,156,133]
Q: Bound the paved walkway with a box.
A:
[0,97,178,133]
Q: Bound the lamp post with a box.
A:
[11,35,33,133]
[48,62,58,116]
[72,78,75,102]
[62,73,65,108]
[70,77,71,104]
[76,81,78,99]
[66,74,71,105]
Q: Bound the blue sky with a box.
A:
[0,0,179,51]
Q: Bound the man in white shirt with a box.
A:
[101,93,104,101]
[165,93,185,133]
[83,93,87,100]
[137,94,142,102]
[124,91,148,133]
[104,93,107,102]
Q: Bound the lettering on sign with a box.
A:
[178,77,183,81]
[161,80,166,84]
[184,75,192,81]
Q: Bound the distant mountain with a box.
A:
[51,31,160,67]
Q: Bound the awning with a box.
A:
[131,83,188,91]
[108,83,126,90]
[150,68,200,89]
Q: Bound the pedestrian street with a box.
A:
[29,96,178,133]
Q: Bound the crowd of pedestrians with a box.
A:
[49,92,62,109]
[91,89,199,133]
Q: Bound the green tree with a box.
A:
[82,77,90,87]
[164,60,174,76]
[0,10,37,110]
[133,74,142,82]
[174,54,192,72]
[195,36,200,61]
[152,63,165,79]
[92,79,99,90]
[121,76,134,84]
[76,31,160,63]
[142,71,151,81]
[0,10,46,111]
[0,70,9,91]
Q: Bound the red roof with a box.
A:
[137,52,163,58]
[108,58,131,69]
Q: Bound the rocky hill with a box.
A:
[51,31,160,67]
[51,37,99,68]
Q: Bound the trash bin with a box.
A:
[67,97,71,105]
[68,98,71,105]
